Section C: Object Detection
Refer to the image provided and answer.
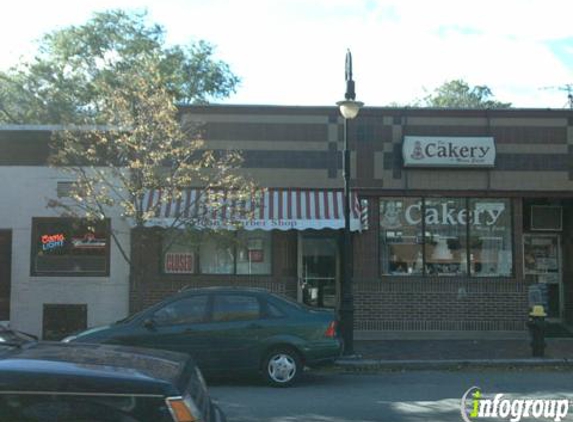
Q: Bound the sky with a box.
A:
[1,0,572,108]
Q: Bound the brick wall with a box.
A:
[353,197,379,279]
[353,278,528,331]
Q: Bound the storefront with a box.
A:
[131,188,366,312]
[2,106,573,339]
[130,105,573,337]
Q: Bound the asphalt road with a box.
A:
[209,369,573,422]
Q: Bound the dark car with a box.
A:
[64,287,342,387]
[0,327,226,422]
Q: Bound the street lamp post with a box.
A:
[336,50,363,356]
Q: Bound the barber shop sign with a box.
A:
[403,136,496,168]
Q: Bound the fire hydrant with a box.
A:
[527,305,547,357]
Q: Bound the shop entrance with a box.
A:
[524,234,562,319]
[297,234,339,308]
[0,230,11,321]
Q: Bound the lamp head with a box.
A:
[338,49,363,119]
[337,100,364,119]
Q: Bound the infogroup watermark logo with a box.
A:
[461,386,569,422]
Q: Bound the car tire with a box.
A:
[262,347,302,387]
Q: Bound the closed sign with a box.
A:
[164,253,194,273]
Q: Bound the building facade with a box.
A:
[0,127,131,338]
[130,105,573,339]
[2,105,573,339]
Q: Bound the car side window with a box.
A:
[153,295,208,326]
[212,294,260,322]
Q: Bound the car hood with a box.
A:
[0,342,192,396]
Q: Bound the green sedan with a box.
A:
[64,287,342,387]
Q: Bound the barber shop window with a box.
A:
[31,218,110,276]
[380,198,513,277]
[163,229,272,275]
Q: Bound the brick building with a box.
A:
[132,105,573,339]
[2,105,573,339]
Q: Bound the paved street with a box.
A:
[209,369,573,422]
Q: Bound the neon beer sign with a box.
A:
[42,233,65,251]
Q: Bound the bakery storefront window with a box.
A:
[32,218,110,276]
[380,198,513,277]
[380,198,423,275]
[425,198,468,276]
[163,230,272,275]
[469,198,513,277]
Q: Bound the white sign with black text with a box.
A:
[402,136,496,168]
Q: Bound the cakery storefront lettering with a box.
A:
[404,203,503,226]
[424,142,490,159]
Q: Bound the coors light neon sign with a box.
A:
[403,136,496,168]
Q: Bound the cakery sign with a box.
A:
[402,136,496,168]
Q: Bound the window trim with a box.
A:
[30,217,111,277]
[379,197,514,279]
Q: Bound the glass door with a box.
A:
[297,234,338,308]
[523,234,562,319]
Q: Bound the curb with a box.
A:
[334,358,573,371]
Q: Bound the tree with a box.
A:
[17,11,257,302]
[0,9,240,124]
[420,79,511,109]
[48,53,256,295]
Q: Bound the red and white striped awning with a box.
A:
[143,188,366,231]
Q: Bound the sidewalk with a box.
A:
[334,338,573,370]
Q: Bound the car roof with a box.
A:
[179,286,272,295]
[0,342,190,396]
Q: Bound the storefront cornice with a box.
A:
[179,104,573,119]
[355,188,573,198]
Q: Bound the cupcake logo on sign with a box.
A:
[410,141,425,160]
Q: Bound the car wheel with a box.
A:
[262,347,302,387]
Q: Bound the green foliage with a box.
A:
[49,54,254,228]
[0,9,239,124]
[420,79,511,109]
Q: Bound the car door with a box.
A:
[122,294,213,369]
[207,293,264,370]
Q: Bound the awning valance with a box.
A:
[143,188,366,231]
